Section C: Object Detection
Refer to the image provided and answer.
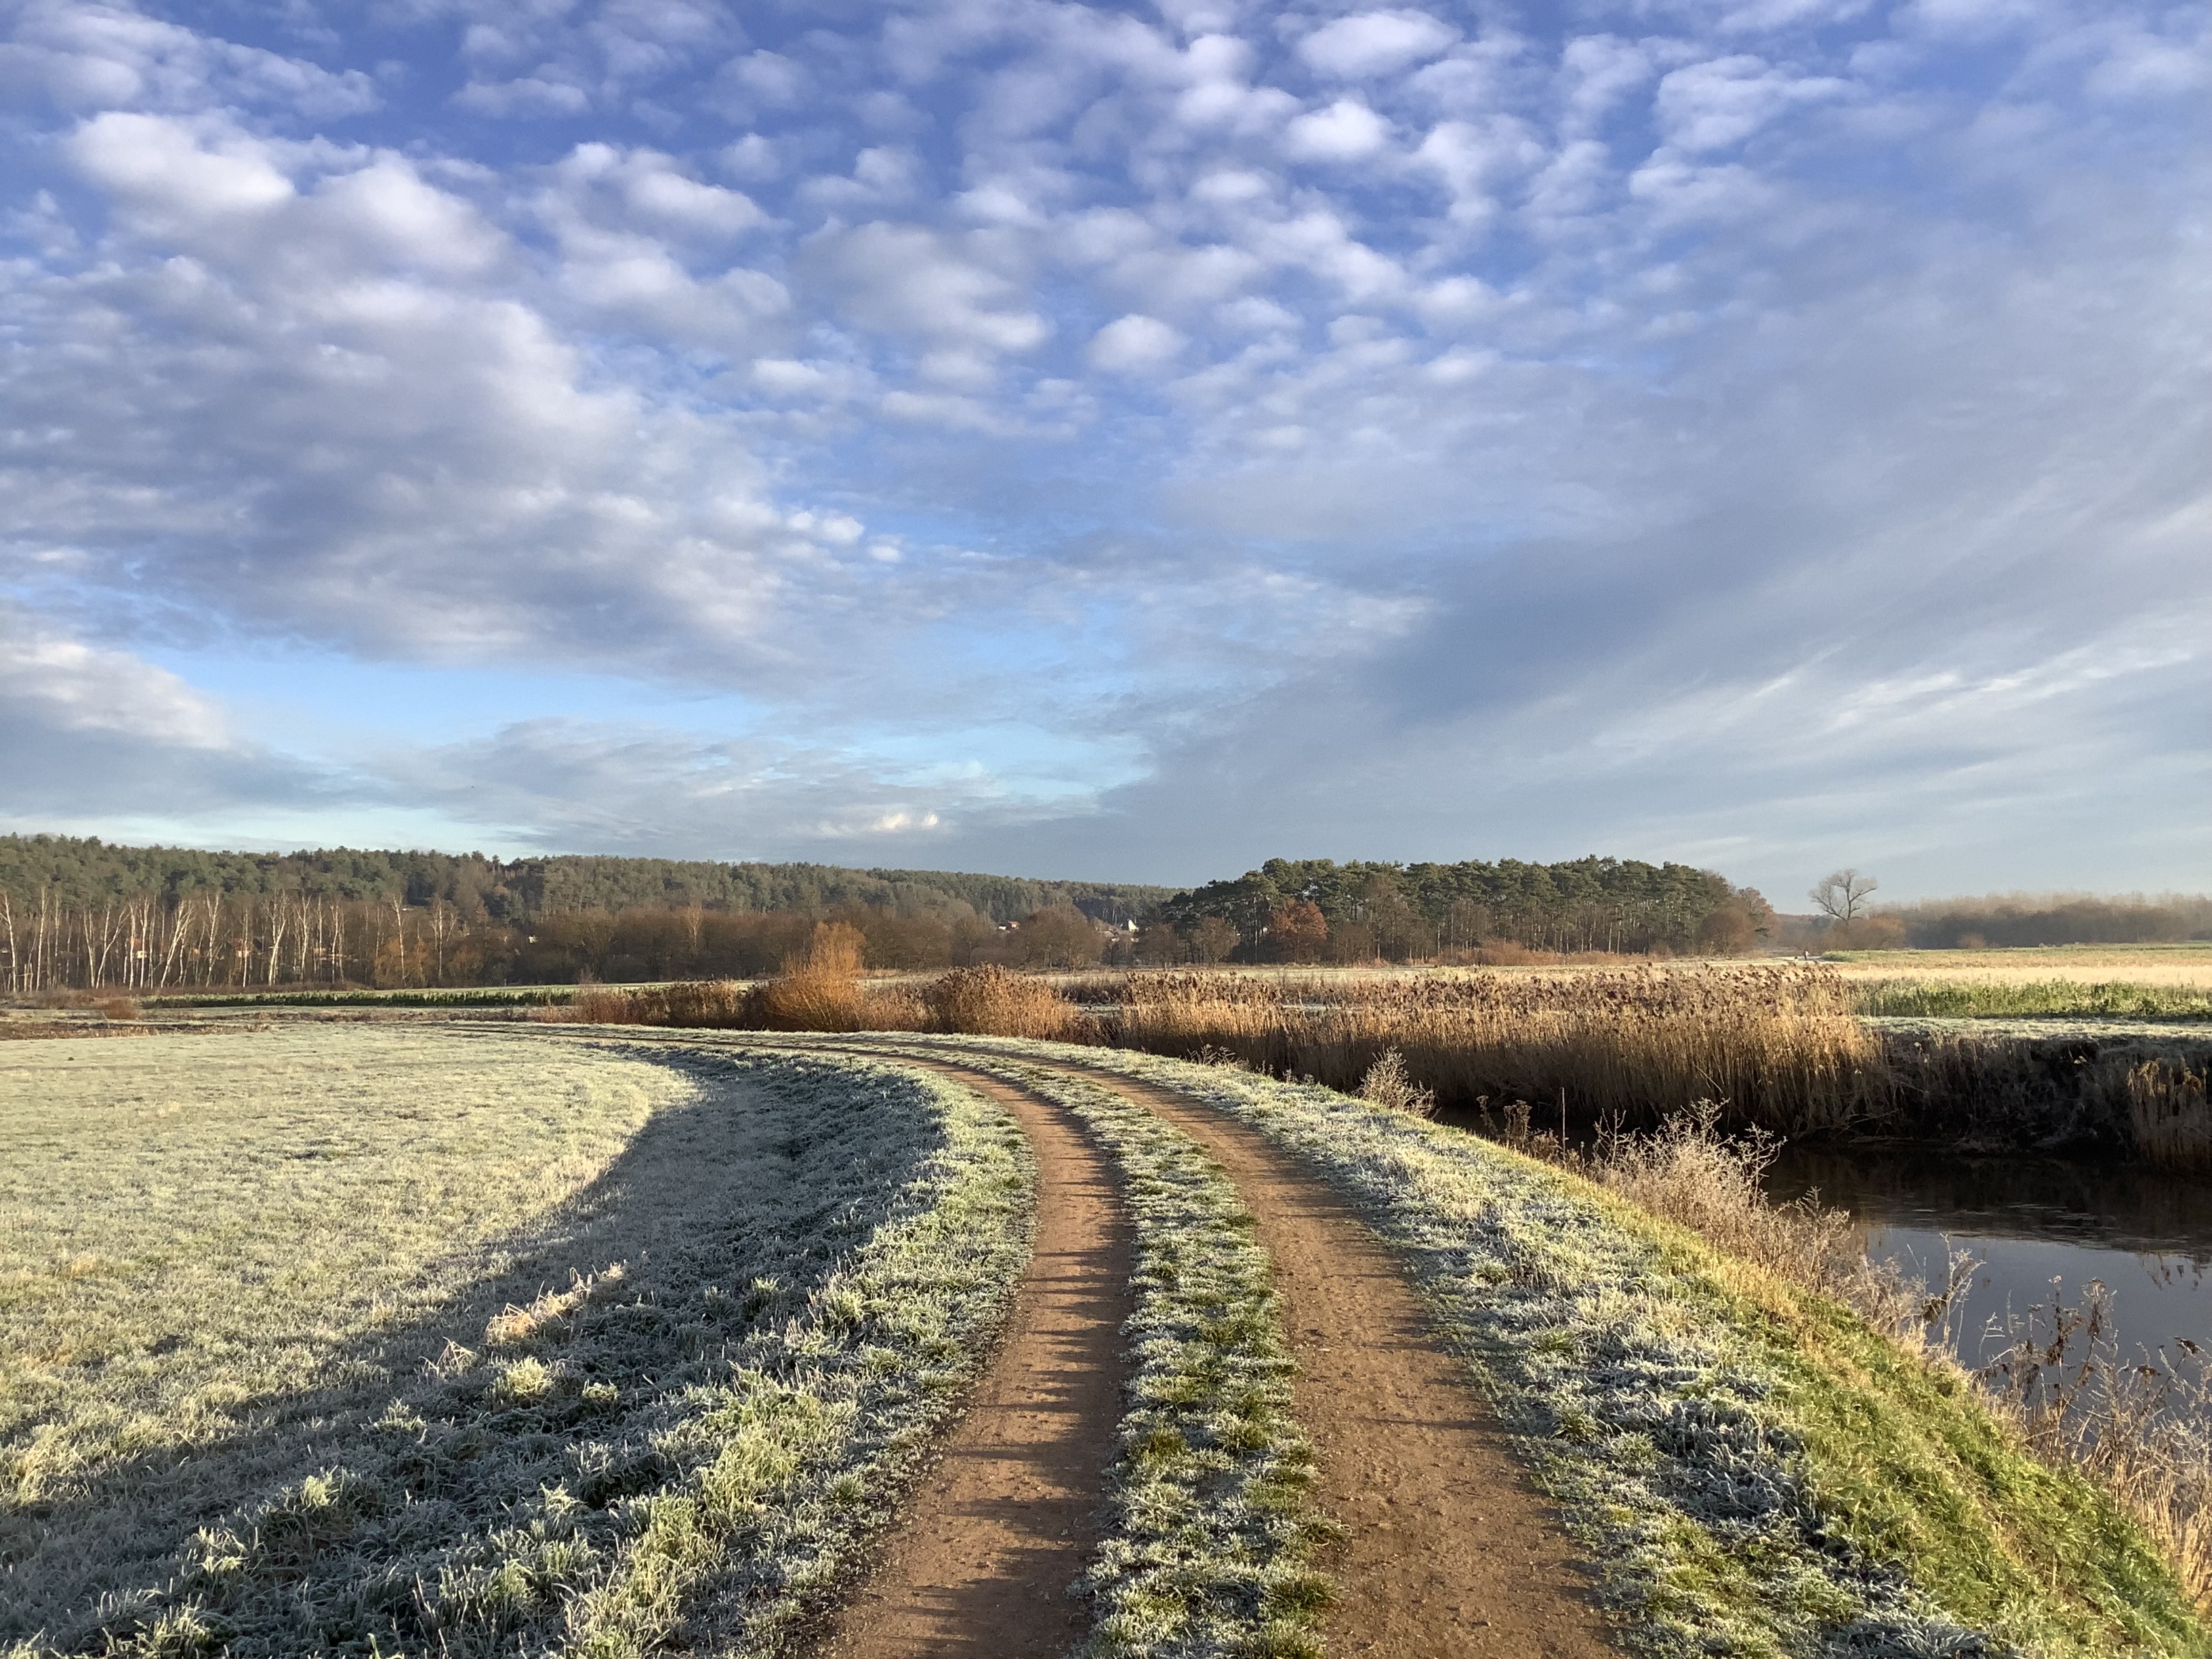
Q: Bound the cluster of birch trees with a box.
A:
[0,888,497,994]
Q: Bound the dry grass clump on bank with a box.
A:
[1979,1284,2212,1613]
[922,964,1089,1040]
[2128,1061,2212,1170]
[1111,966,1881,1134]
[564,939,1092,1042]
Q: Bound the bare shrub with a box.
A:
[95,997,140,1021]
[754,924,870,1033]
[1357,1048,1435,1117]
[924,965,1088,1040]
[1579,1104,1920,1323]
[569,985,646,1024]
[859,981,930,1031]
[658,979,747,1027]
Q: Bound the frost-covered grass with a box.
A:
[854,1036,2211,1659]
[731,1036,1330,1659]
[964,1060,1328,1659]
[3,1030,1030,1659]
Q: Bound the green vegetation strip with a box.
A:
[1849,979,2212,1022]
[757,1037,1330,1659]
[878,1037,2208,1659]
[3,1038,1031,1659]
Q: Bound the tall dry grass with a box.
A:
[2129,1061,2212,1171]
[1977,1282,2212,1610]
[561,942,1090,1041]
[1111,966,1882,1133]
[922,964,1090,1040]
[751,923,876,1032]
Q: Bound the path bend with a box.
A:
[878,1044,1624,1659]
[807,1061,1133,1659]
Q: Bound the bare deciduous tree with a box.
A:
[1809,869,1879,923]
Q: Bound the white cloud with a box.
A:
[1282,98,1393,162]
[1,1,379,117]
[808,222,1049,355]
[452,76,591,117]
[390,718,1052,859]
[1089,313,1187,373]
[1654,56,1853,152]
[66,110,293,230]
[0,605,344,826]
[1297,12,1457,80]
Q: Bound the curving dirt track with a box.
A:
[1046,1057,1621,1659]
[790,1041,1620,1658]
[810,1063,1133,1659]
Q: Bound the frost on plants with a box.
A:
[1004,1062,1330,1659]
[850,1036,2205,1659]
[743,1036,1331,1659]
[2,1036,1031,1659]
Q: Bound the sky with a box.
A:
[1,0,2206,902]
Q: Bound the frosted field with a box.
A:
[0,1027,1029,1658]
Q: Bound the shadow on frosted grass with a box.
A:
[2,1052,933,1656]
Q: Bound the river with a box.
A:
[1765,1145,2212,1376]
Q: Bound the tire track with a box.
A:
[917,1046,1624,1659]
[809,1063,1132,1659]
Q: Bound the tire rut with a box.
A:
[807,1063,1132,1659]
[985,1052,1624,1659]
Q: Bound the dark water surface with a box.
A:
[1765,1146,2212,1370]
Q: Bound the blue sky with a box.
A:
[1,0,2205,899]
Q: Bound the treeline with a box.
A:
[0,836,1783,994]
[1158,857,1774,962]
[0,888,1124,995]
[0,836,1164,925]
[1880,894,2212,949]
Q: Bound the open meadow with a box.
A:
[1,1027,1032,1658]
[7,995,2211,1658]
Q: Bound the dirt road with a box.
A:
[799,1042,1619,1658]
[811,1064,1133,1659]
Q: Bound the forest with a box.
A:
[1160,856,1776,959]
[0,837,1792,993]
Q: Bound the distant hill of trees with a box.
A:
[1880,894,2212,949]
[0,836,1173,994]
[1160,857,1774,961]
[24,835,2192,996]
[0,836,1164,926]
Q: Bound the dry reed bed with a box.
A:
[1106,966,1882,1134]
[575,956,2212,1164]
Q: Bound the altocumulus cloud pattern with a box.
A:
[0,0,2205,891]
